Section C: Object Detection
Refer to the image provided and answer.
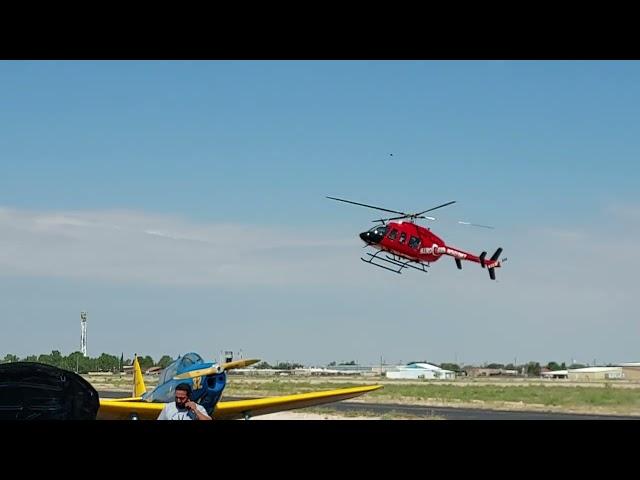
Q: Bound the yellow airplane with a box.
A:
[98,353,382,420]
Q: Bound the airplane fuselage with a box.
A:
[142,353,227,415]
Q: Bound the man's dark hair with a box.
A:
[175,383,192,396]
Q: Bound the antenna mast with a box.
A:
[80,311,88,357]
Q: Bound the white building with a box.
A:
[568,366,624,381]
[386,362,455,380]
[541,369,569,379]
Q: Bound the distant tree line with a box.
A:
[326,360,357,366]
[1,352,596,376]
[1,351,175,374]
[253,361,304,370]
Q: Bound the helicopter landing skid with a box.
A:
[361,251,429,274]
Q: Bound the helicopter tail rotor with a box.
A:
[487,247,503,280]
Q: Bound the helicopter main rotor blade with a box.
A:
[326,196,406,216]
[379,214,438,222]
[381,214,413,222]
[415,201,457,216]
[458,221,495,229]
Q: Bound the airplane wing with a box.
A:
[98,398,164,420]
[213,384,382,420]
[97,385,382,420]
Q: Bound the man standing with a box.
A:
[157,383,212,420]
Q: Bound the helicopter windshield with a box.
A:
[367,225,387,236]
[360,225,388,245]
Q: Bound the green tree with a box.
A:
[253,361,273,369]
[158,355,174,369]
[547,361,562,371]
[66,352,79,372]
[2,354,19,363]
[50,350,63,368]
[339,360,356,365]
[66,351,90,373]
[96,353,119,372]
[526,362,541,376]
[274,362,303,370]
[328,361,336,367]
[138,355,155,370]
[36,350,64,368]
[440,363,461,372]
[38,353,52,365]
[487,363,504,369]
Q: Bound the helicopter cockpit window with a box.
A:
[387,229,398,240]
[399,232,406,244]
[409,235,421,250]
[368,225,387,237]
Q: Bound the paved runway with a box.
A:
[99,391,638,420]
[326,401,636,420]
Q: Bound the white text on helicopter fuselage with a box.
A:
[420,246,466,258]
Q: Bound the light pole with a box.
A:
[80,311,88,357]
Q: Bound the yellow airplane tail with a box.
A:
[132,355,147,397]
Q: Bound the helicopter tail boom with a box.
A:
[444,246,503,280]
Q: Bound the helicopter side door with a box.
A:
[382,224,422,260]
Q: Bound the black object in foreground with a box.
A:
[0,362,99,420]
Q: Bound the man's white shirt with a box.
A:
[157,402,209,420]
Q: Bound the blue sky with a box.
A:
[1,60,639,365]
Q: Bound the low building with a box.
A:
[616,363,640,381]
[386,362,455,380]
[567,367,624,381]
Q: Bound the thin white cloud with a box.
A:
[1,203,639,297]
[0,206,359,287]
[1,203,639,363]
[606,202,640,223]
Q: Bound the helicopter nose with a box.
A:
[360,231,382,244]
[360,226,386,245]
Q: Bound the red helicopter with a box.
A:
[327,196,505,280]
